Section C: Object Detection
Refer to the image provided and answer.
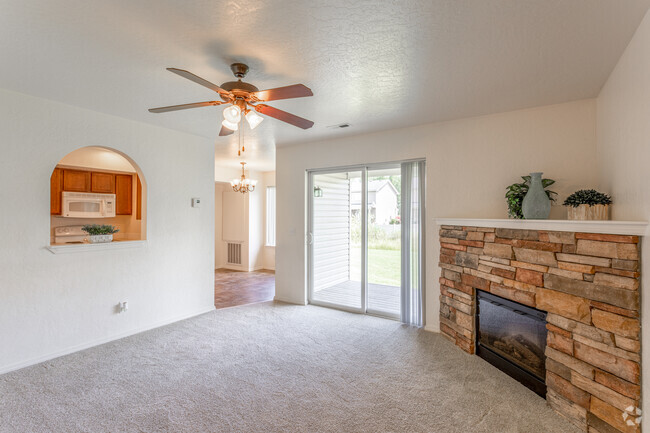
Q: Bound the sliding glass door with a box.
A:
[309,169,364,311]
[308,161,424,324]
[366,167,401,317]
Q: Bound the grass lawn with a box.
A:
[351,248,400,287]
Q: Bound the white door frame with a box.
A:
[307,161,418,319]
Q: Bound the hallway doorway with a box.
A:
[214,269,275,309]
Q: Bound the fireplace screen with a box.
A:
[476,290,547,396]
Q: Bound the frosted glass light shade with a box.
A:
[223,105,241,123]
[245,110,264,129]
[222,119,239,131]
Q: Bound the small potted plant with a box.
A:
[563,189,612,220]
[82,224,119,243]
[505,175,557,219]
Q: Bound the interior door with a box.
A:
[309,169,365,312]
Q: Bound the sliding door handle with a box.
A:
[307,232,313,245]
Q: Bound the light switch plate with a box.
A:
[192,197,201,208]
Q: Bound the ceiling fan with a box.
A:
[149,63,314,136]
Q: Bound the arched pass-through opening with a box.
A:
[49,146,147,245]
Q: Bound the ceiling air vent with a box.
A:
[326,123,351,129]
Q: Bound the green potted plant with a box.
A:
[563,189,612,220]
[505,175,557,219]
[82,224,119,243]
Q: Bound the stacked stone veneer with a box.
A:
[438,225,641,433]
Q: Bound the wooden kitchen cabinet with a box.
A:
[50,168,63,215]
[52,166,135,216]
[91,172,115,193]
[136,175,142,220]
[115,174,133,215]
[63,169,91,192]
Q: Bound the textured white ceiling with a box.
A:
[1,0,649,171]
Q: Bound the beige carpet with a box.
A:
[0,302,579,433]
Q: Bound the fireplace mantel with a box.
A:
[435,218,647,236]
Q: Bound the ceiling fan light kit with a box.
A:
[221,118,239,131]
[149,62,314,136]
[223,105,242,123]
[245,110,263,129]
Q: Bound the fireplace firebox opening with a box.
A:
[476,290,547,397]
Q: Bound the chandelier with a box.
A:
[231,162,257,194]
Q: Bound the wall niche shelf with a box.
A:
[46,240,147,255]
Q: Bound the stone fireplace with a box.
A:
[437,222,642,433]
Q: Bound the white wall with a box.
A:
[221,189,250,270]
[248,169,265,270]
[214,182,227,269]
[275,98,598,329]
[58,146,136,173]
[596,8,650,425]
[0,88,215,373]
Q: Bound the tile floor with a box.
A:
[214,268,275,309]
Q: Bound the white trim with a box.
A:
[424,325,439,333]
[266,186,276,247]
[274,295,307,305]
[0,305,215,375]
[435,218,648,236]
[46,240,147,254]
[220,264,266,272]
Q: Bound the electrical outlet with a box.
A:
[192,197,201,208]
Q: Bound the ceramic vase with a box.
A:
[522,172,551,219]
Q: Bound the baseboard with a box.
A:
[424,325,440,333]
[221,264,246,271]
[0,305,216,376]
[218,265,275,272]
[273,295,307,305]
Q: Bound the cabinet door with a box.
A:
[115,174,133,215]
[91,172,115,193]
[63,169,91,192]
[50,168,63,215]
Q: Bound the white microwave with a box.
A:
[62,192,116,218]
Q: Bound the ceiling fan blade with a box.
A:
[255,104,314,129]
[219,125,234,136]
[148,101,223,113]
[167,68,230,95]
[251,84,313,102]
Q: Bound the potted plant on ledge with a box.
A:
[82,224,119,243]
[563,189,612,220]
[505,174,557,219]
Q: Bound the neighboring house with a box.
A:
[351,180,399,224]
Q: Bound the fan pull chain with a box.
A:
[237,116,245,156]
[237,117,242,156]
